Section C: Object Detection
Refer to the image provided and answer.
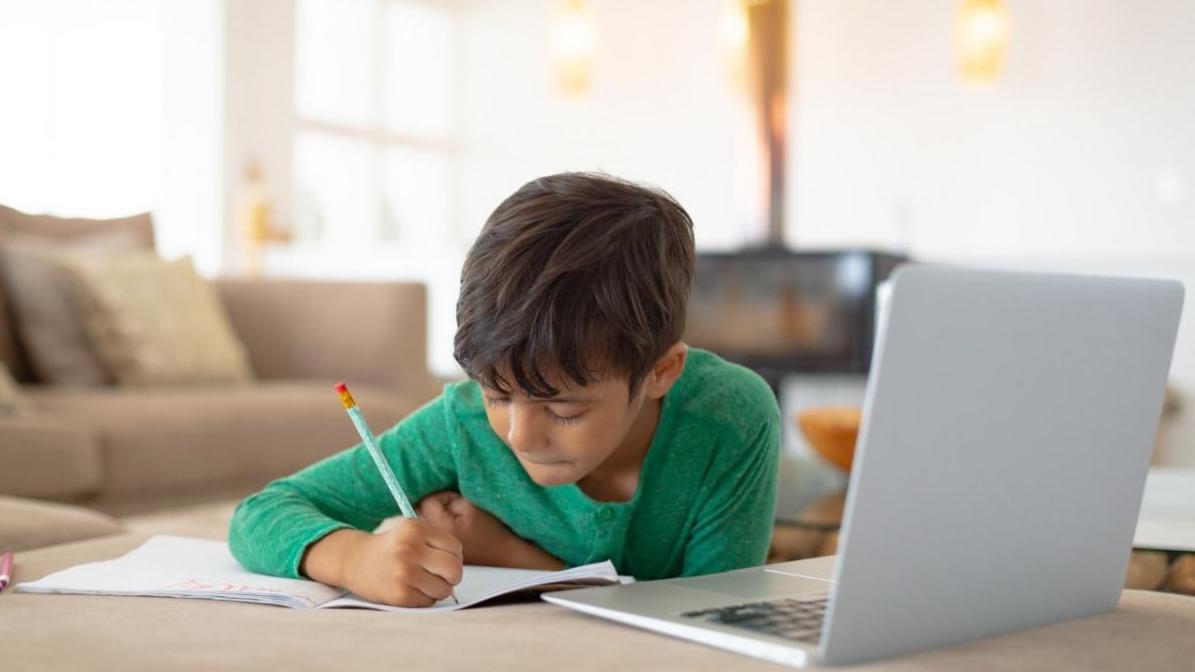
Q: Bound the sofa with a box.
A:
[0,206,444,519]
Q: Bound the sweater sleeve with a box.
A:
[228,390,459,578]
[680,395,781,577]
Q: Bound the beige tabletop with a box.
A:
[2,534,1194,671]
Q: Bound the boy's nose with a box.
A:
[506,405,546,453]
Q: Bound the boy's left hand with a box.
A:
[417,491,564,570]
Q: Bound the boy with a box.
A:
[229,172,780,607]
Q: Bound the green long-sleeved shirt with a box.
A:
[228,348,780,580]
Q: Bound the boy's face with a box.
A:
[481,374,650,486]
[479,345,686,487]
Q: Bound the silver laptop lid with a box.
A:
[822,266,1183,665]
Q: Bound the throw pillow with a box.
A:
[0,231,145,385]
[60,252,254,386]
[0,204,155,381]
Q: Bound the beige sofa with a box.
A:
[0,206,444,518]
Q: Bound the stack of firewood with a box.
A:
[1126,551,1195,594]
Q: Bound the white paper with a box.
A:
[1133,467,1195,552]
[16,535,622,612]
[16,536,342,608]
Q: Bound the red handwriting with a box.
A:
[164,577,291,594]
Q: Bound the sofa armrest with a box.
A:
[0,496,125,553]
[0,415,102,500]
[215,278,439,399]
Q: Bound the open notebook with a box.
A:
[16,535,626,612]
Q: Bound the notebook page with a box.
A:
[16,535,344,608]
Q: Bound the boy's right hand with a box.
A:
[303,520,463,607]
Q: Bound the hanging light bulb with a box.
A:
[952,0,1011,85]
[549,0,598,94]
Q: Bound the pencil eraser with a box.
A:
[335,382,348,394]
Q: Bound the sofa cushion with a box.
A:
[0,204,155,382]
[0,232,147,385]
[215,279,440,399]
[0,496,125,552]
[0,413,102,500]
[0,205,155,246]
[119,499,238,539]
[24,381,425,504]
[61,253,253,385]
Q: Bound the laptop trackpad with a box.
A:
[679,570,830,600]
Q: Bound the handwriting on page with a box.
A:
[164,577,291,594]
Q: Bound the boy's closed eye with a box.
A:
[483,393,590,426]
[546,407,584,425]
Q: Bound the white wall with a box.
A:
[458,0,744,251]
[791,0,1195,463]
[791,0,1195,257]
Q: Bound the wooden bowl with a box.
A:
[797,406,863,472]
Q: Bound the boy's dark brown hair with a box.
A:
[454,172,696,398]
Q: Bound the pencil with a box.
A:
[335,382,458,605]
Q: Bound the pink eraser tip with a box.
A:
[335,382,348,393]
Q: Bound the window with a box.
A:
[292,0,458,250]
[0,0,222,272]
[0,0,162,217]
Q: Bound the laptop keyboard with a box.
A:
[681,596,829,644]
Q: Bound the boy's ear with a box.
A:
[643,342,688,400]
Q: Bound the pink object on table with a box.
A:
[0,552,13,593]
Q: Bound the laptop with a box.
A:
[543,265,1184,667]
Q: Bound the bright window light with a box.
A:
[382,2,455,138]
[293,132,377,246]
[0,0,161,217]
[295,0,376,126]
[381,147,453,246]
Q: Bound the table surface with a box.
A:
[3,534,1195,671]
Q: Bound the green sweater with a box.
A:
[228,348,780,580]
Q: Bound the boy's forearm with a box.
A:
[500,536,567,571]
[300,528,370,587]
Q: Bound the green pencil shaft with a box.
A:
[347,407,417,518]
